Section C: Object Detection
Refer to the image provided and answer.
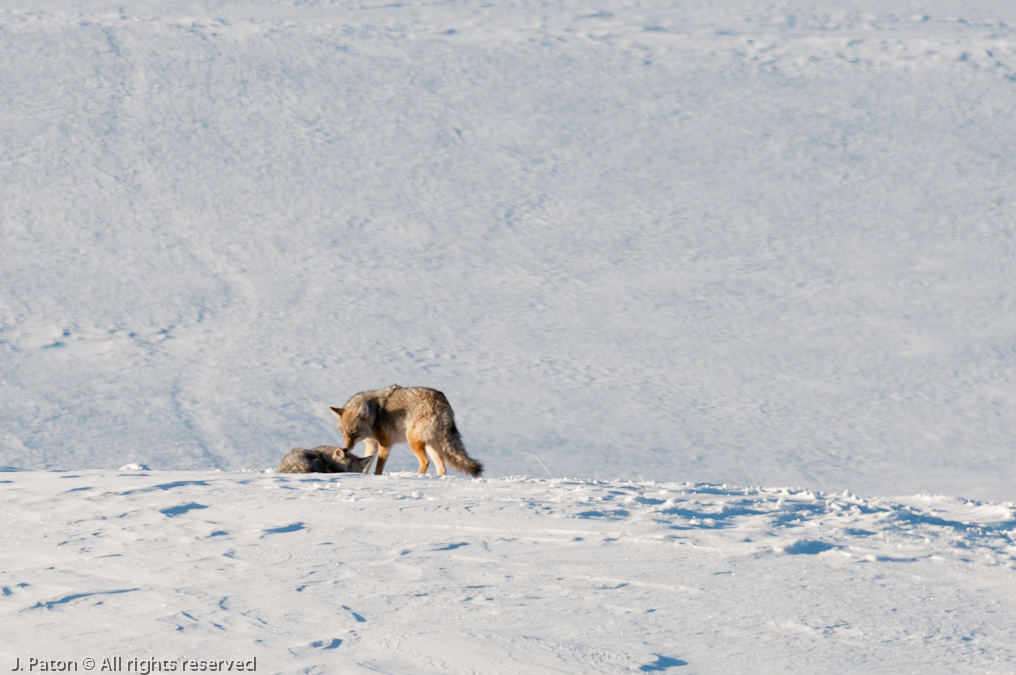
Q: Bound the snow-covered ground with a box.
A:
[3,0,1016,499]
[3,0,1016,670]
[3,469,1016,673]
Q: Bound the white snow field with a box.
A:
[3,469,1016,673]
[3,0,1016,671]
[2,0,1016,499]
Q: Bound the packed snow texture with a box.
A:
[3,1,1016,499]
[3,470,1016,673]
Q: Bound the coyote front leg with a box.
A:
[360,439,379,473]
[374,444,393,475]
[361,439,379,459]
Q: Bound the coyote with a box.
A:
[277,445,374,474]
[329,384,483,476]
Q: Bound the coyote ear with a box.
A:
[357,401,371,420]
[329,406,343,419]
[333,447,347,460]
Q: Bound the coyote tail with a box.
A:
[438,426,484,477]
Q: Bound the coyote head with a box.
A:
[329,402,374,451]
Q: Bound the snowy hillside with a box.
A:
[3,469,1016,673]
[2,0,1015,500]
[5,1,1016,671]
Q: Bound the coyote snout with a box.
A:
[329,384,483,477]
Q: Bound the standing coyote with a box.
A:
[330,385,483,476]
[277,445,374,474]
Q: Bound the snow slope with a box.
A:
[2,0,1015,499]
[5,2,1016,670]
[3,469,1016,673]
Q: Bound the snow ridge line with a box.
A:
[21,470,1013,568]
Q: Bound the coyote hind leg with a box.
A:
[408,437,430,474]
[425,444,446,476]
